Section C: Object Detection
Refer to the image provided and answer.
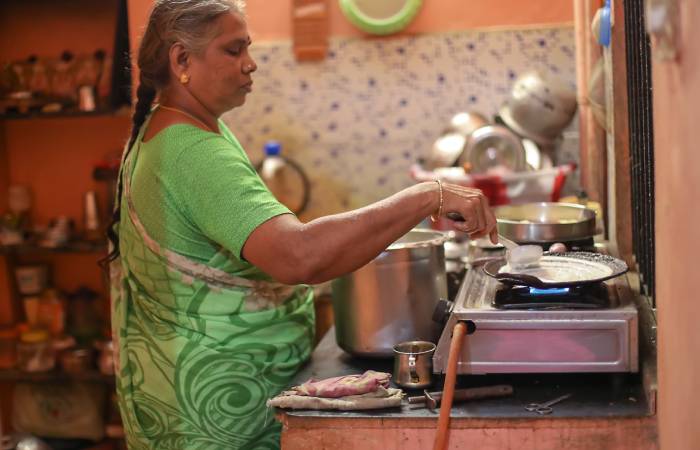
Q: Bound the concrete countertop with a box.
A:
[280,328,652,420]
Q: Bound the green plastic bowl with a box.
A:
[339,0,423,35]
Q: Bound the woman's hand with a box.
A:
[439,183,498,243]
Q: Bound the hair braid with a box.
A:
[100,0,246,268]
[101,76,156,266]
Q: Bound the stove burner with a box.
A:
[492,282,610,310]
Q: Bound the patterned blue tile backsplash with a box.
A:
[223,26,578,218]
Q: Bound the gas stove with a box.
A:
[433,251,638,375]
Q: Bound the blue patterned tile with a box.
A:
[223,26,578,216]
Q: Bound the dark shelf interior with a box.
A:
[0,107,130,121]
[0,240,107,255]
[0,368,114,383]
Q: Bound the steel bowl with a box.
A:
[499,70,578,146]
[495,202,597,243]
[448,111,489,137]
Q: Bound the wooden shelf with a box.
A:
[0,241,107,255]
[0,368,114,383]
[0,107,130,121]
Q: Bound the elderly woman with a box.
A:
[108,0,497,448]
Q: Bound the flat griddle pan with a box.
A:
[483,252,628,288]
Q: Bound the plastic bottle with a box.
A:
[258,141,310,214]
[260,141,286,180]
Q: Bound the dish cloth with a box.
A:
[267,386,403,410]
[293,370,391,398]
[267,370,402,410]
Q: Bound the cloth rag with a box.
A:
[292,370,391,398]
[267,386,403,411]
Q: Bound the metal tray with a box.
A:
[483,252,628,288]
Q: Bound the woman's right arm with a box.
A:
[242,181,497,285]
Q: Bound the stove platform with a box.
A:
[433,266,639,375]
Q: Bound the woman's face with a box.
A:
[187,12,257,114]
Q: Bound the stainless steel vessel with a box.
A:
[495,202,597,244]
[393,341,435,389]
[331,229,447,358]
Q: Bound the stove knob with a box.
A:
[462,320,477,335]
[432,298,454,325]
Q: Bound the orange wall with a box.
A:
[653,0,700,449]
[128,0,573,49]
[246,0,573,40]
[0,0,118,61]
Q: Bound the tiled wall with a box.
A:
[223,26,577,219]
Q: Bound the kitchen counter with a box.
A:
[275,329,658,449]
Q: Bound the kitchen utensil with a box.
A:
[407,385,513,411]
[483,252,628,288]
[495,202,597,244]
[331,229,447,357]
[428,132,467,169]
[525,393,572,415]
[498,70,577,146]
[497,234,517,250]
[459,125,527,174]
[392,340,435,389]
[445,212,542,268]
[448,111,489,137]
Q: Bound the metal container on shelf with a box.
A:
[331,229,447,358]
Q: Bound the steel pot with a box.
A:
[331,229,447,358]
[495,202,597,244]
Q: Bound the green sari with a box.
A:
[110,122,315,449]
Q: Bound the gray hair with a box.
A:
[139,0,246,90]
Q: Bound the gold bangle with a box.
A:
[430,179,443,223]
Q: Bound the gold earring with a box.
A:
[179,73,190,84]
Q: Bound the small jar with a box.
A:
[0,326,19,369]
[60,347,93,374]
[37,288,66,337]
[52,334,76,370]
[17,329,55,372]
[95,340,115,375]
